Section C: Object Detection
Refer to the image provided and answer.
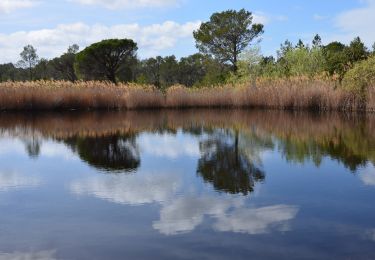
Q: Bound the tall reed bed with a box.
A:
[0,79,373,111]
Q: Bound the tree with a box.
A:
[323,41,348,77]
[137,56,163,88]
[50,44,80,81]
[19,45,39,81]
[34,58,50,80]
[160,55,179,87]
[0,63,16,82]
[296,39,306,49]
[177,53,207,87]
[193,9,264,73]
[75,39,137,83]
[345,37,369,65]
[312,34,322,48]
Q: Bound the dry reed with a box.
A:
[0,79,373,111]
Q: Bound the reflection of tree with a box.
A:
[278,134,369,172]
[23,137,41,159]
[197,129,266,195]
[65,134,140,172]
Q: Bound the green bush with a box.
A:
[342,55,375,96]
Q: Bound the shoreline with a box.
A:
[0,80,374,112]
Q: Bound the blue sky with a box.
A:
[0,0,374,63]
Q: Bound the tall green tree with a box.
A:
[323,41,348,77]
[193,9,264,72]
[345,37,369,65]
[177,53,207,87]
[0,63,16,82]
[312,34,322,48]
[19,45,39,81]
[50,44,79,81]
[75,39,137,83]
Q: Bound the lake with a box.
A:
[0,110,375,259]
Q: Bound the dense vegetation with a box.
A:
[0,8,375,111]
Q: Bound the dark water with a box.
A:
[0,110,375,260]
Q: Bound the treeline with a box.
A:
[0,8,375,91]
[0,44,233,88]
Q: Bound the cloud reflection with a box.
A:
[70,172,181,205]
[153,196,242,235]
[138,133,200,159]
[0,250,56,260]
[360,165,375,186]
[0,170,40,191]
[153,196,299,235]
[213,204,299,234]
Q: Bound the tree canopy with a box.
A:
[18,45,39,80]
[193,9,264,72]
[75,39,137,83]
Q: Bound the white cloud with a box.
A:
[253,13,270,25]
[71,171,181,205]
[0,170,40,191]
[0,250,56,260]
[313,14,328,21]
[138,133,200,159]
[333,0,375,45]
[0,20,201,63]
[0,0,38,14]
[71,0,179,9]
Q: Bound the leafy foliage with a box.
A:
[193,9,264,72]
[343,55,375,96]
[75,39,137,83]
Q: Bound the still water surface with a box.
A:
[0,110,375,259]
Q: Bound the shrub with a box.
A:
[342,55,375,96]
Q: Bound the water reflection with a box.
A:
[64,134,140,172]
[0,170,40,192]
[1,111,375,258]
[154,195,298,235]
[197,129,266,195]
[71,171,181,205]
[2,111,373,172]
[0,250,56,260]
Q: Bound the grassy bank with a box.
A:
[0,79,374,111]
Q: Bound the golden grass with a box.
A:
[0,79,373,111]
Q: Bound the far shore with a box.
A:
[0,79,374,112]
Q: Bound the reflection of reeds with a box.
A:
[0,109,373,139]
[1,110,374,169]
[0,80,374,111]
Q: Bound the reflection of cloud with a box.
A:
[40,141,77,160]
[0,250,56,260]
[153,196,242,235]
[139,133,199,159]
[71,172,181,205]
[360,166,375,186]
[153,195,298,236]
[214,205,299,234]
[366,229,375,242]
[0,170,40,191]
[0,139,25,155]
